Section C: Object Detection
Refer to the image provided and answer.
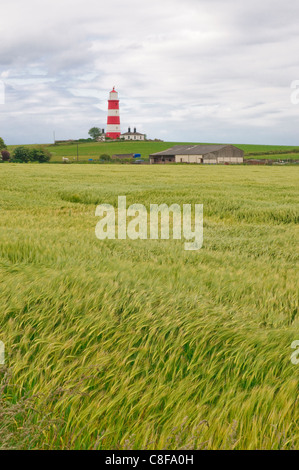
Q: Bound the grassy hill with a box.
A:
[7,140,299,162]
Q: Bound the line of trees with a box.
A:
[13,146,51,163]
[0,138,51,163]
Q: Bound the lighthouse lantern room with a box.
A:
[106,87,121,139]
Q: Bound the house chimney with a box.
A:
[128,127,131,133]
[134,127,136,133]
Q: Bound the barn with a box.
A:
[149,144,244,164]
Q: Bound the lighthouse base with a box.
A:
[106,132,121,140]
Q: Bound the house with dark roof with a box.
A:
[149,144,244,164]
[121,127,145,141]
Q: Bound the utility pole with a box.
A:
[77,143,79,161]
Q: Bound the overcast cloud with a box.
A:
[1,0,299,145]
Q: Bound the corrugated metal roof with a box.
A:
[150,144,229,156]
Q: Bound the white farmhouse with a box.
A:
[121,127,145,141]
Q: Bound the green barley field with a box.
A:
[0,163,298,449]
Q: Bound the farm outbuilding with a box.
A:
[149,144,244,164]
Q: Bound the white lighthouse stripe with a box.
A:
[106,124,120,132]
[107,109,119,117]
[109,92,118,100]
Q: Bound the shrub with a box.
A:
[99,154,111,161]
[13,146,32,162]
[77,138,93,143]
[30,146,51,163]
[1,150,10,161]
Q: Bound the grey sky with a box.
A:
[1,0,299,145]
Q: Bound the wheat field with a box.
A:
[0,163,298,449]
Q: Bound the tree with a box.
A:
[1,150,10,161]
[13,146,32,162]
[0,137,7,151]
[30,146,51,163]
[99,154,111,161]
[88,127,102,141]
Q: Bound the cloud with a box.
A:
[1,0,299,144]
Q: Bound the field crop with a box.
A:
[0,164,298,449]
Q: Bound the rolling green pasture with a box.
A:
[0,164,298,449]
[7,141,299,162]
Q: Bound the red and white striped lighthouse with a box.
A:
[106,87,121,139]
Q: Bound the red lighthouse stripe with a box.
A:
[106,132,121,139]
[108,101,119,110]
[107,116,120,124]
